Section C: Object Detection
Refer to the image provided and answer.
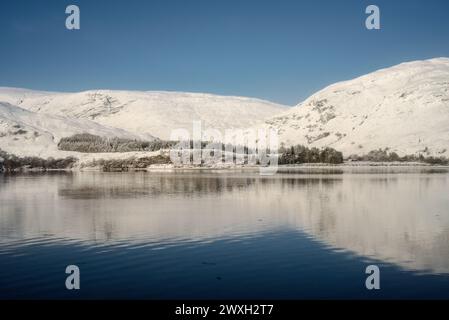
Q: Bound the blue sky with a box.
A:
[0,0,448,105]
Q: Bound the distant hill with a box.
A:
[260,58,449,157]
[0,88,287,140]
[0,102,146,158]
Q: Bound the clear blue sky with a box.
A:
[0,0,448,105]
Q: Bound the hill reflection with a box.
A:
[1,170,448,274]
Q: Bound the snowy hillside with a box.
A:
[262,58,449,157]
[0,89,287,140]
[2,58,448,160]
[0,102,149,158]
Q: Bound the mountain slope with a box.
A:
[0,102,150,158]
[262,58,449,157]
[0,89,287,140]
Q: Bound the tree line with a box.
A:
[278,144,344,164]
[0,149,77,172]
[58,133,177,153]
[349,148,449,165]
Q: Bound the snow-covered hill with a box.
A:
[2,58,448,160]
[0,102,149,158]
[0,89,287,140]
[262,58,449,156]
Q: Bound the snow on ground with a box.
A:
[1,58,449,162]
[259,58,449,156]
[0,102,150,158]
[0,89,287,140]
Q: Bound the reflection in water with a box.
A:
[1,169,449,276]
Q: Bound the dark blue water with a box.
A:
[1,169,449,299]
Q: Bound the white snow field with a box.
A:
[0,89,287,140]
[1,58,448,160]
[0,102,149,158]
[260,58,449,156]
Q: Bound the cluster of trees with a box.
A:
[349,149,449,165]
[278,145,344,164]
[0,149,77,172]
[58,134,267,155]
[58,133,177,153]
[85,155,172,172]
[173,141,258,154]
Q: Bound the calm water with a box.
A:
[1,168,449,299]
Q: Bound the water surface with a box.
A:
[1,168,449,299]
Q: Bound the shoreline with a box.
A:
[2,162,449,174]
